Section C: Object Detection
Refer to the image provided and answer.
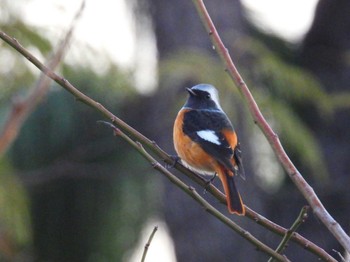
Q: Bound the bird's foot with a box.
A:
[165,155,180,169]
[203,173,217,194]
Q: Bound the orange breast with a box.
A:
[173,109,217,173]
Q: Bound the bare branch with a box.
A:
[245,206,335,261]
[192,0,350,254]
[141,226,158,262]
[332,249,347,262]
[268,206,309,262]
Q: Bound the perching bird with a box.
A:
[173,84,245,215]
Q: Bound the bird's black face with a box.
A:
[183,87,221,111]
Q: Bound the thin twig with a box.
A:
[0,0,85,155]
[268,206,309,262]
[332,249,347,262]
[192,0,350,254]
[98,121,290,262]
[141,226,158,262]
[0,32,336,262]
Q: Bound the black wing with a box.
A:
[183,110,237,173]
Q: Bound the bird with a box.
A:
[173,83,245,215]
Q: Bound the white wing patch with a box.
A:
[197,130,221,145]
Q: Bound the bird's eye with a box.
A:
[206,94,211,99]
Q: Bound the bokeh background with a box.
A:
[1,0,350,261]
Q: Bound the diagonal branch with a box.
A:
[0,31,337,262]
[192,0,350,254]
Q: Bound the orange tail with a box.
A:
[218,167,245,215]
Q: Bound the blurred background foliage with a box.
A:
[5,63,160,260]
[1,0,350,261]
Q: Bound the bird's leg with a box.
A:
[165,155,180,169]
[203,172,217,194]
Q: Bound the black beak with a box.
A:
[186,87,197,96]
